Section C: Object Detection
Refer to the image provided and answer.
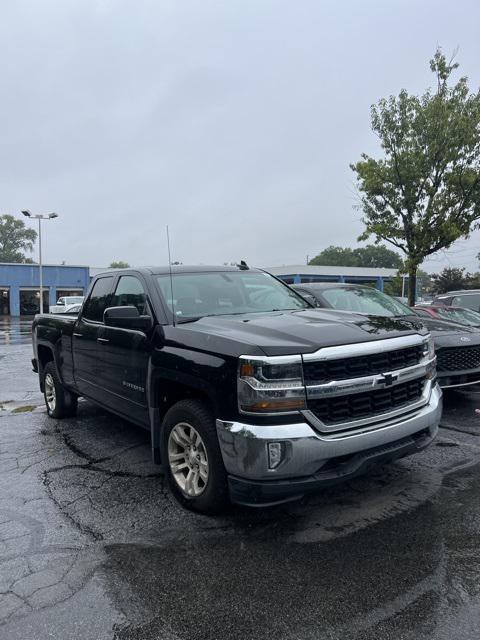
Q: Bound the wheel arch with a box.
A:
[37,344,55,392]
[147,371,219,465]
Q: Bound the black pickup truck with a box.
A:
[32,266,441,513]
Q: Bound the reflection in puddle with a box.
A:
[0,317,33,346]
[102,463,480,640]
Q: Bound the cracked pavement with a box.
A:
[1,342,480,639]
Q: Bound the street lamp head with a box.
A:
[21,210,32,217]
[48,213,58,219]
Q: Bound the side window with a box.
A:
[82,277,114,322]
[453,295,479,311]
[111,276,149,315]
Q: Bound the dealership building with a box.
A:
[0,263,90,316]
[0,262,398,317]
[264,265,397,290]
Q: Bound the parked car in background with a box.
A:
[49,296,85,314]
[433,290,480,312]
[414,305,480,328]
[32,266,441,513]
[63,304,83,315]
[292,282,480,389]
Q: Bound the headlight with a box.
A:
[422,336,436,380]
[238,355,306,414]
[422,337,435,360]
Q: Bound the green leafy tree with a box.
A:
[109,260,130,268]
[430,267,467,293]
[309,244,402,268]
[352,244,402,268]
[309,246,357,266]
[384,275,403,297]
[466,274,480,289]
[0,214,37,262]
[352,49,480,304]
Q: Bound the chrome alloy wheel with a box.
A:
[168,422,209,497]
[44,373,56,412]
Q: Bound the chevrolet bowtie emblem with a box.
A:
[380,373,398,387]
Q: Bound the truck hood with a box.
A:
[170,309,428,357]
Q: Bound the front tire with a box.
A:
[43,362,78,418]
[163,399,228,514]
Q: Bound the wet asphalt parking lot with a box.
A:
[1,318,480,639]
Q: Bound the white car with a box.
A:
[49,296,85,314]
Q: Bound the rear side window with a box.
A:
[434,297,452,306]
[82,277,114,322]
[453,294,480,312]
[110,276,149,315]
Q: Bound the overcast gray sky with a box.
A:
[1,0,479,272]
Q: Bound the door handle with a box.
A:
[97,337,110,344]
[73,332,83,338]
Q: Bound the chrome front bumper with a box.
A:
[216,384,442,504]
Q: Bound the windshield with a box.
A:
[156,271,310,320]
[437,306,480,326]
[322,286,417,317]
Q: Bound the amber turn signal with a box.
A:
[239,363,255,377]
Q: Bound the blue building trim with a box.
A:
[277,272,391,290]
[0,264,89,316]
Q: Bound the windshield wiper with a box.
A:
[175,316,204,324]
[175,308,306,323]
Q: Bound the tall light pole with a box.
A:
[21,210,59,314]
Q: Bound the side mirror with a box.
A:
[103,306,152,332]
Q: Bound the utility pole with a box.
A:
[21,210,59,314]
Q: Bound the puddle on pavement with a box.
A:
[0,317,33,346]
[42,406,477,639]
[102,462,480,640]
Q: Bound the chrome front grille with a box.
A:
[302,335,434,433]
[307,378,425,425]
[303,344,423,384]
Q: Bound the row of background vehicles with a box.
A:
[33,266,480,514]
[293,283,480,390]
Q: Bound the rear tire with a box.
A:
[163,399,229,514]
[43,362,78,419]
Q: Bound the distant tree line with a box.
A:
[308,244,402,269]
[385,267,480,297]
[429,267,480,294]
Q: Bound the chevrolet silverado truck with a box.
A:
[32,266,441,513]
